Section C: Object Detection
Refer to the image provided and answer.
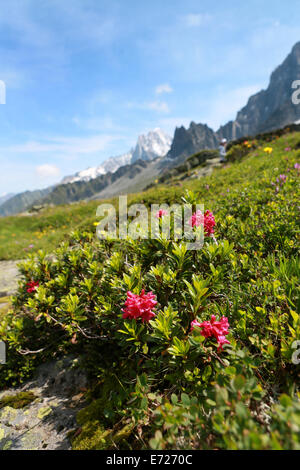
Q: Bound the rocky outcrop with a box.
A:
[166,122,218,160]
[217,42,300,139]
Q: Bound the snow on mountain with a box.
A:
[131,128,172,163]
[62,152,132,184]
[61,128,171,184]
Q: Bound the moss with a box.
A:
[71,374,134,450]
[71,413,134,450]
[72,419,111,450]
[0,391,37,409]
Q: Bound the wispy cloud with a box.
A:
[147,101,170,113]
[155,83,173,95]
[0,134,123,157]
[72,115,126,132]
[35,164,60,178]
[182,13,212,27]
[127,100,170,114]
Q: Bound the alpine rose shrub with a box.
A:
[26,281,39,293]
[122,289,157,322]
[191,315,230,351]
[188,210,215,236]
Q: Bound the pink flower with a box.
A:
[217,335,231,351]
[188,210,216,236]
[188,210,204,228]
[284,147,291,152]
[26,280,39,293]
[294,163,300,170]
[203,210,216,236]
[191,315,230,352]
[190,319,202,331]
[155,209,168,219]
[276,174,287,185]
[122,289,157,323]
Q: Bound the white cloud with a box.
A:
[155,83,173,95]
[35,164,60,178]
[183,13,211,27]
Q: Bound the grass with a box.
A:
[0,201,99,260]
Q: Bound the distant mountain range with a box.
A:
[0,193,15,206]
[2,41,300,216]
[0,129,171,216]
[0,187,52,217]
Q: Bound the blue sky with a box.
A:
[0,0,300,194]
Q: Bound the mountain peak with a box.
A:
[131,128,172,163]
[292,41,300,54]
[167,121,218,160]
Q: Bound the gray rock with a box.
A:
[0,260,22,297]
[167,122,218,160]
[0,357,88,450]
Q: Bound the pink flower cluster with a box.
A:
[188,210,216,236]
[122,289,157,322]
[26,280,39,293]
[188,210,204,228]
[155,209,168,219]
[191,315,230,351]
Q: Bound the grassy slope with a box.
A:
[0,130,299,261]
